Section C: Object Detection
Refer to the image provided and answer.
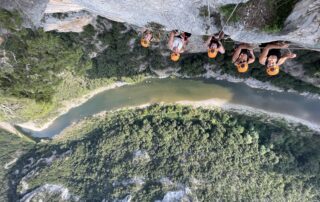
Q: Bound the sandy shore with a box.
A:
[0,122,24,137]
[17,82,128,132]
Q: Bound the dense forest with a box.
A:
[3,105,319,201]
[0,129,34,202]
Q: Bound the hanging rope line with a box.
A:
[220,3,241,34]
[207,0,211,26]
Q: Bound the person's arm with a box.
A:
[181,40,188,53]
[205,36,213,47]
[259,46,270,65]
[232,45,244,63]
[247,49,255,64]
[277,53,296,66]
[168,32,175,50]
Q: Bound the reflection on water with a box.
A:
[22,78,320,138]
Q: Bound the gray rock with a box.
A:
[0,0,49,28]
[1,0,319,50]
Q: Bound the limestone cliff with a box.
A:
[1,0,319,51]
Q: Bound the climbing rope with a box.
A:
[219,3,241,34]
[207,0,210,20]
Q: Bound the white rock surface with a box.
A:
[45,0,84,13]
[226,0,320,50]
[20,184,79,202]
[43,11,95,32]
[43,0,248,34]
[1,0,319,49]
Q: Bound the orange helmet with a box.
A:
[208,48,218,59]
[140,38,150,48]
[171,52,180,62]
[236,63,249,73]
[266,65,280,76]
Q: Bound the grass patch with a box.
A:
[0,9,22,31]
[219,4,240,23]
[262,24,282,33]
[0,96,56,123]
[263,0,299,33]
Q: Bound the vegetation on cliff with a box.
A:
[0,129,34,202]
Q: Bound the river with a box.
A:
[20,78,320,138]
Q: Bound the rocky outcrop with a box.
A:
[283,60,320,88]
[0,0,48,28]
[43,0,250,34]
[42,11,95,32]
[226,0,320,50]
[20,184,79,202]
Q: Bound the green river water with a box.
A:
[21,78,320,137]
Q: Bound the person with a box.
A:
[168,30,191,62]
[206,31,225,59]
[232,43,255,73]
[140,29,153,48]
[259,42,296,76]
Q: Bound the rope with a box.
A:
[220,3,241,34]
[287,48,292,54]
[207,0,211,25]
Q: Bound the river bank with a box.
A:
[0,122,23,136]
[108,100,320,133]
[176,99,320,133]
[8,77,320,138]
[16,81,128,132]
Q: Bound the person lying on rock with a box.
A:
[232,43,255,73]
[206,31,225,59]
[140,29,153,48]
[168,30,192,62]
[259,42,296,76]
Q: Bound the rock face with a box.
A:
[43,0,249,34]
[226,0,320,50]
[42,11,95,32]
[284,0,320,49]
[1,0,319,50]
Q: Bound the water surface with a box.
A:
[22,78,320,137]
